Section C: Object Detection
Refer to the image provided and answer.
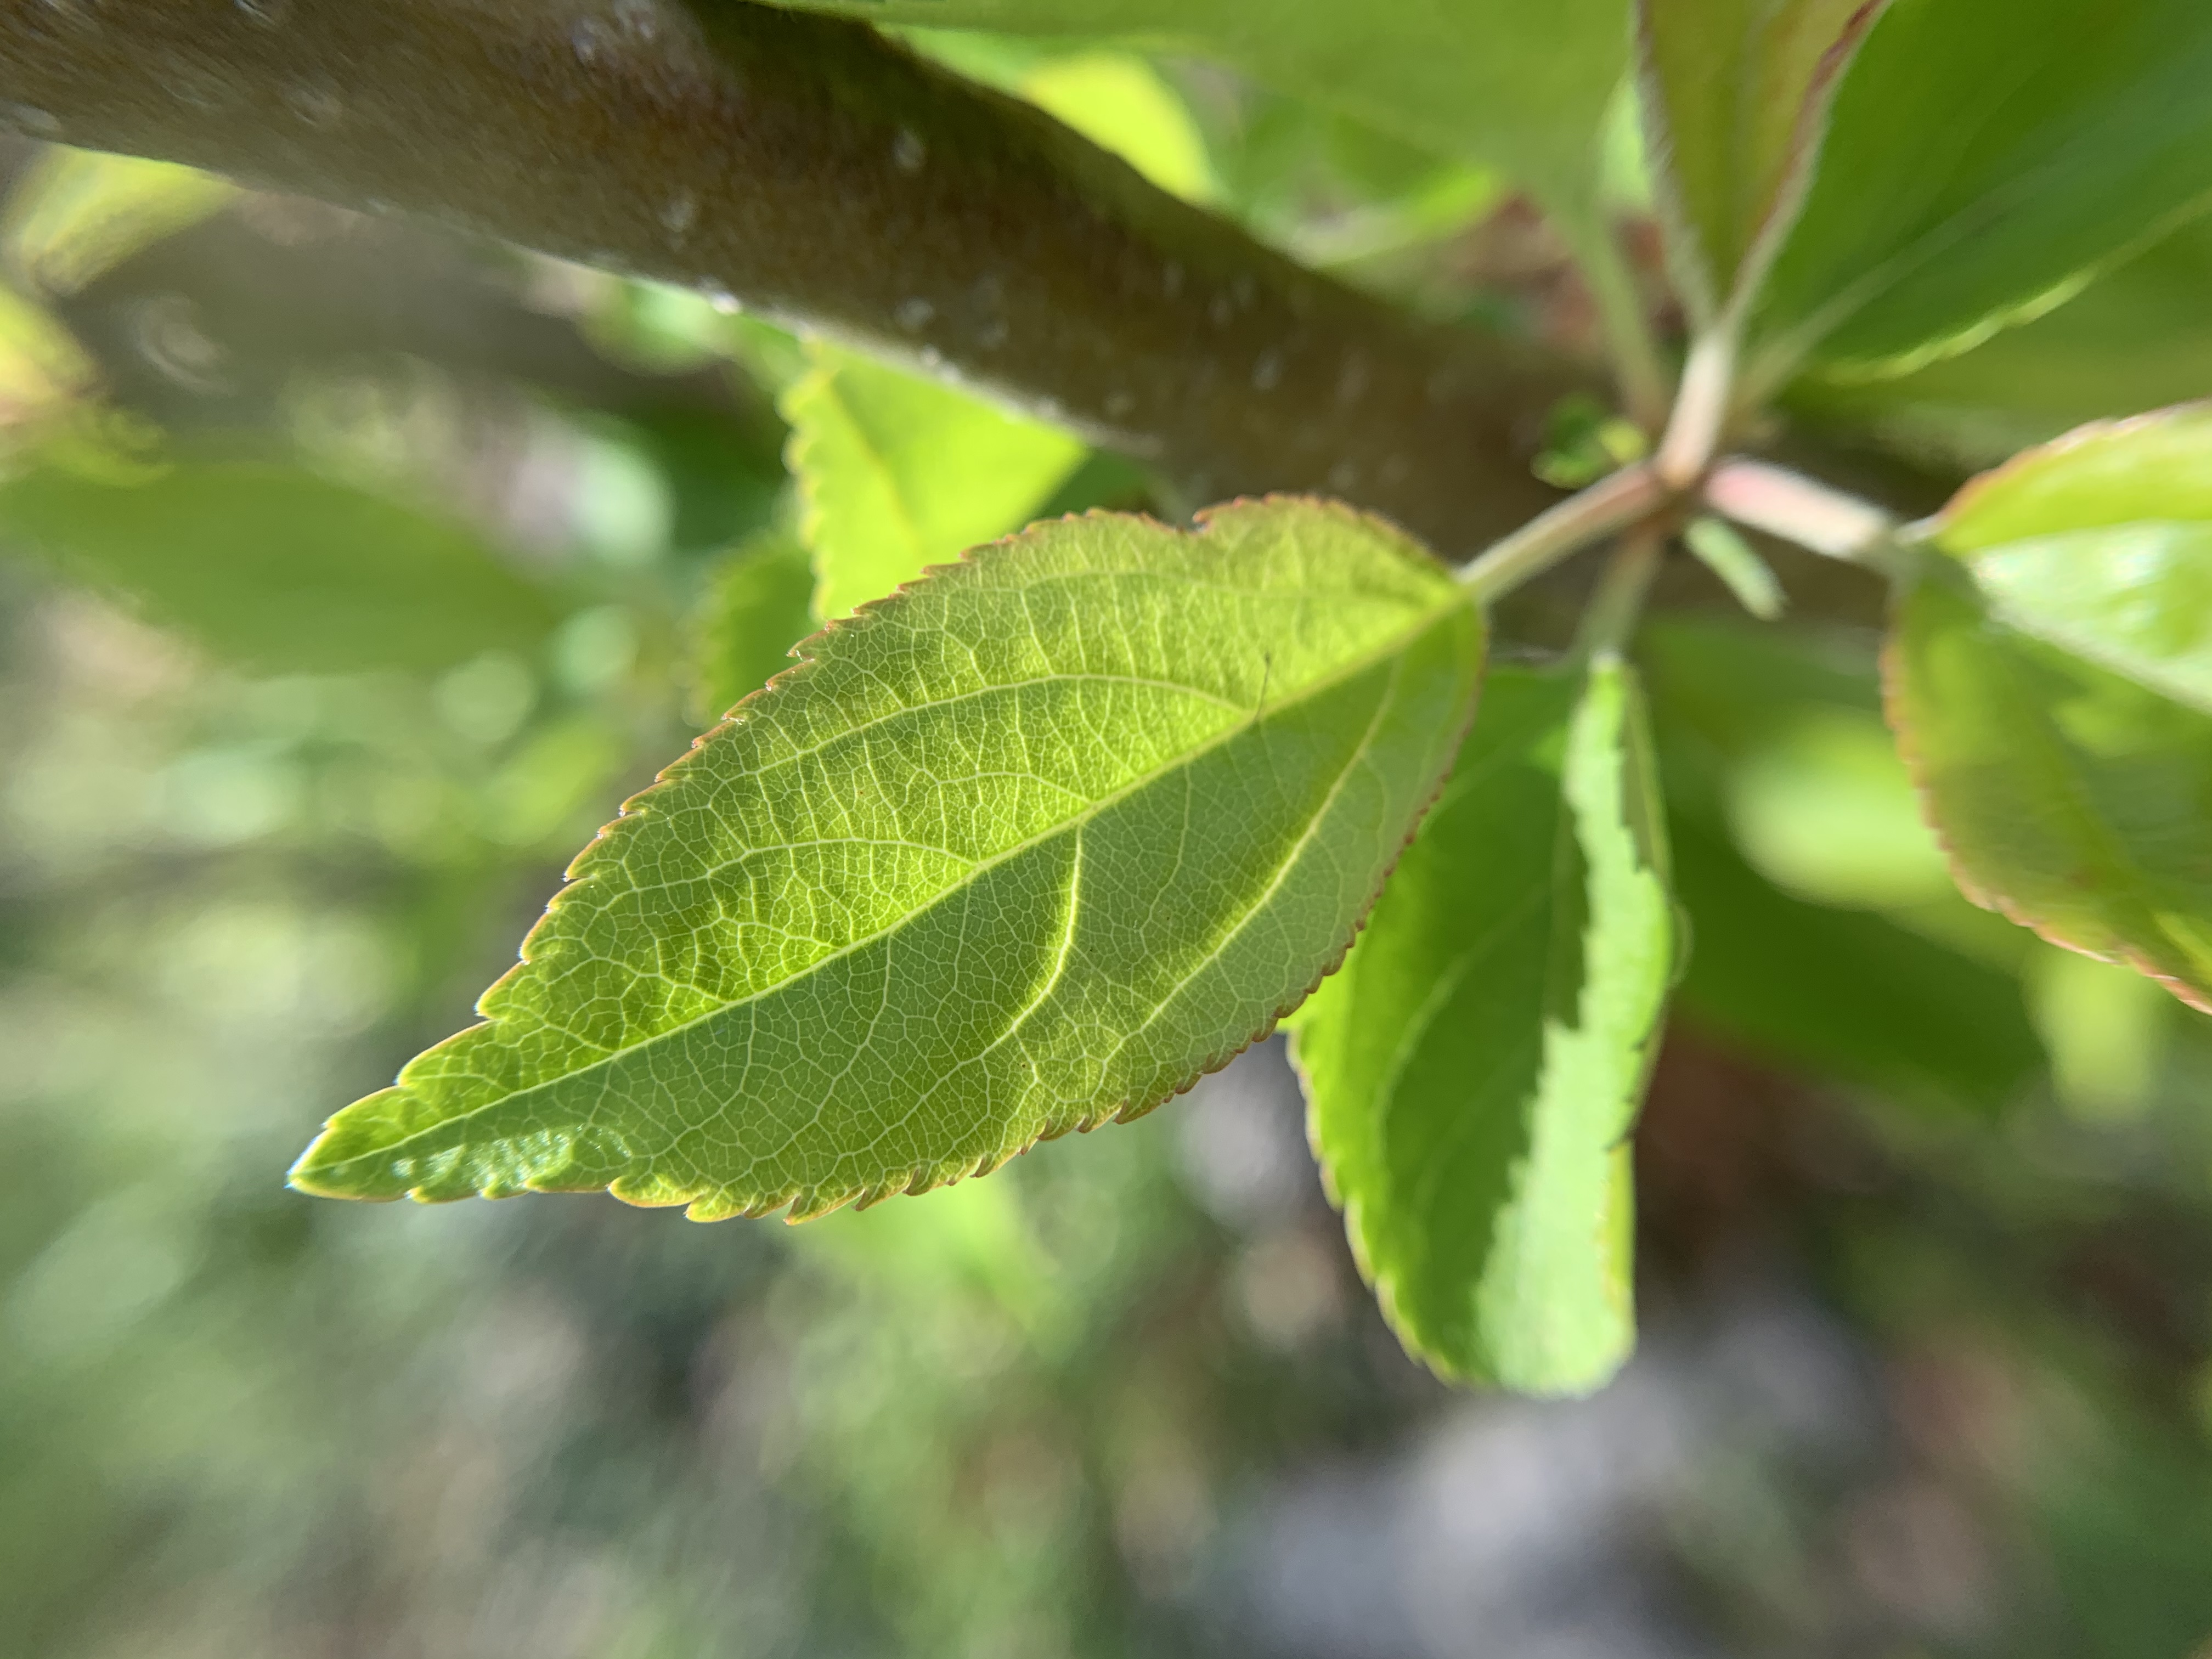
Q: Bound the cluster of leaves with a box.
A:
[262,0,2212,1397]
[5,0,2211,1406]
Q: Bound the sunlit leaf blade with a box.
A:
[783,343,1087,622]
[690,527,817,724]
[1887,573,2212,1012]
[1018,50,1220,202]
[1637,0,1886,322]
[1290,659,1674,1395]
[292,499,1484,1220]
[1,148,235,294]
[1928,407,2212,713]
[0,282,92,424]
[0,459,557,675]
[762,0,1627,207]
[1760,0,2212,380]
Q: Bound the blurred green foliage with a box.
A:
[0,458,561,675]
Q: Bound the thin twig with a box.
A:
[1458,462,1668,602]
[1703,456,1899,567]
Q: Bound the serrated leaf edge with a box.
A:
[1880,585,2212,1014]
[293,495,1483,1220]
[1287,661,1667,1397]
[1929,400,2212,546]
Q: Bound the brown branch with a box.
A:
[0,0,1577,556]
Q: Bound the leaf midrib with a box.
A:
[326,592,1472,1171]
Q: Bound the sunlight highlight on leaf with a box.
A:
[783,343,1086,622]
[292,499,1483,1221]
[1291,659,1675,1395]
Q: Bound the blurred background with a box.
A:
[3,34,2212,1659]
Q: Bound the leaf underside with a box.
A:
[1886,576,2212,1013]
[292,499,1484,1220]
[1638,0,1886,322]
[1291,659,1675,1396]
[1799,216,2212,452]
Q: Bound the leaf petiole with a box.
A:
[1654,328,1738,490]
[1575,530,1666,659]
[1702,456,1900,571]
[1458,461,1668,603]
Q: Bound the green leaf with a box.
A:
[1791,216,2212,460]
[1637,0,1887,323]
[1927,407,2212,714]
[1725,705,1953,909]
[1290,659,1674,1395]
[765,0,1629,208]
[1758,0,2212,381]
[783,343,1087,621]
[291,499,1483,1220]
[1684,515,1785,620]
[0,458,557,675]
[1017,50,1221,203]
[1887,571,2212,1012]
[689,527,818,725]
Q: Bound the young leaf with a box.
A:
[690,527,817,725]
[1887,572,2212,1012]
[783,343,1086,620]
[1929,407,2212,713]
[0,458,557,675]
[1684,515,1785,620]
[1759,0,2212,380]
[291,499,1484,1220]
[765,0,1628,210]
[1637,0,1887,323]
[1290,659,1675,1395]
